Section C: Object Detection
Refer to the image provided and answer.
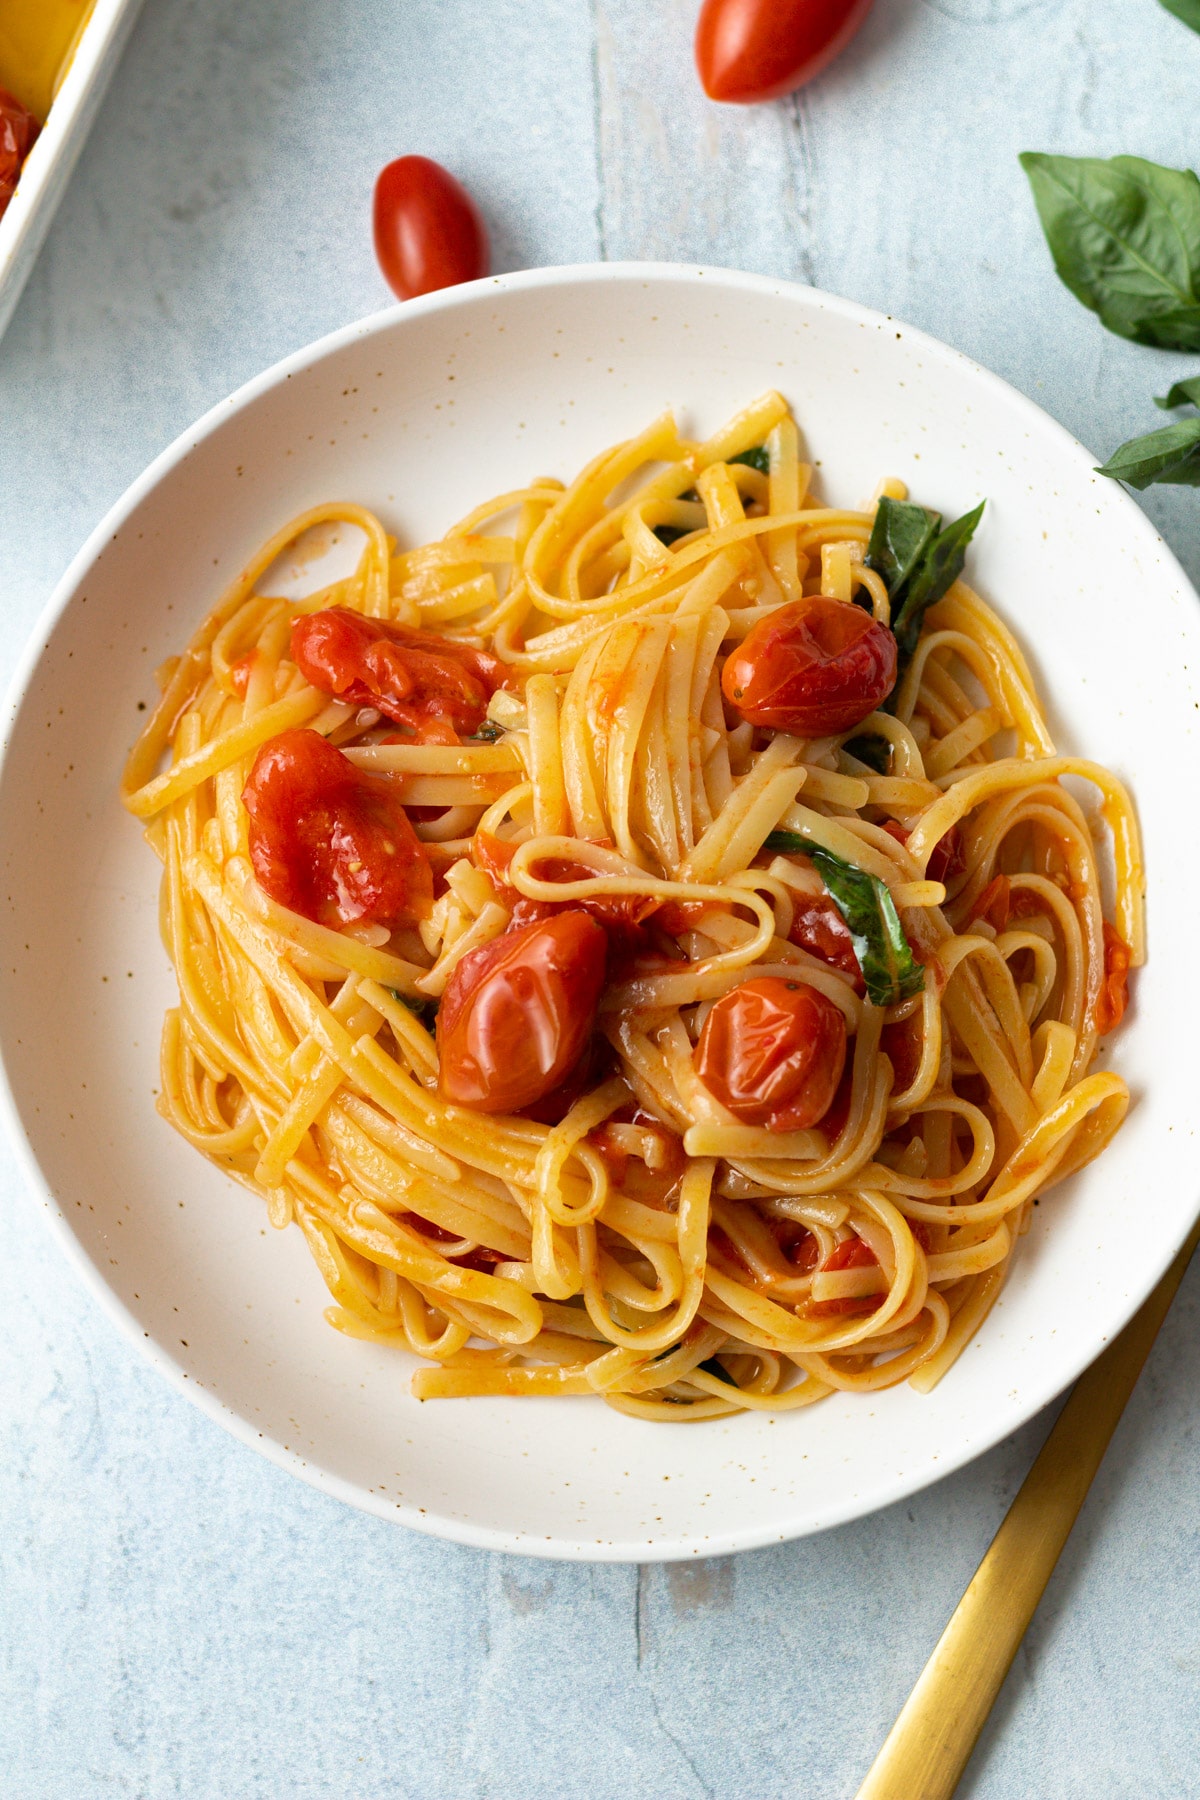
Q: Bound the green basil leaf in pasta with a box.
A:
[890,502,985,659]
[864,497,938,603]
[1095,416,1200,488]
[729,444,770,475]
[1019,152,1200,350]
[1159,0,1200,33]
[1156,374,1200,409]
[761,835,925,1007]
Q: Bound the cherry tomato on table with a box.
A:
[242,728,433,930]
[437,911,608,1113]
[694,976,847,1131]
[721,595,897,737]
[373,155,489,302]
[695,0,875,104]
[291,607,507,744]
[0,88,40,218]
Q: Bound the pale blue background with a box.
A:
[2,1,1200,1794]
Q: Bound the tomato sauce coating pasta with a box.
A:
[122,394,1143,1419]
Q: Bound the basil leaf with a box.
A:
[762,834,925,1007]
[1096,416,1200,488]
[1160,0,1200,32]
[843,734,891,774]
[1156,374,1200,409]
[730,445,770,475]
[1020,152,1200,350]
[390,989,438,1021]
[865,497,938,601]
[890,502,985,659]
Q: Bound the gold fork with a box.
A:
[854,1220,1200,1800]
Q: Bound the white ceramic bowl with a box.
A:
[0,0,145,346]
[1,264,1194,1560]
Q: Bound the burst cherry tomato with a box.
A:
[809,1235,880,1317]
[373,155,489,302]
[695,0,875,103]
[292,608,507,744]
[721,596,897,737]
[882,818,966,888]
[694,976,847,1131]
[242,728,432,930]
[788,892,862,988]
[472,831,660,939]
[0,88,39,218]
[437,912,608,1113]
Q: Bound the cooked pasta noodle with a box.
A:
[122,394,1143,1419]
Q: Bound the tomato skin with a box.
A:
[437,912,608,1113]
[883,818,965,889]
[291,608,506,743]
[373,156,489,301]
[242,728,432,930]
[809,1235,880,1317]
[787,893,862,988]
[721,596,897,736]
[0,88,39,218]
[694,976,847,1131]
[1094,922,1132,1035]
[472,831,660,939]
[695,0,875,103]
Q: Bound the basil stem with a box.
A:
[762,833,925,1007]
[1019,152,1200,351]
[1096,417,1200,489]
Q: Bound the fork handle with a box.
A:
[854,1220,1200,1800]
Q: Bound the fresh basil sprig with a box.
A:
[730,444,770,475]
[1159,0,1200,33]
[865,496,985,665]
[1096,418,1200,489]
[1156,375,1200,410]
[763,832,925,1007]
[1019,152,1200,351]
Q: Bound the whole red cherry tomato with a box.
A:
[722,596,896,736]
[695,0,875,103]
[242,728,432,929]
[437,912,608,1113]
[373,155,489,302]
[292,608,507,744]
[0,88,40,219]
[694,976,846,1131]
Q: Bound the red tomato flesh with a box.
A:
[882,818,965,888]
[694,976,847,1131]
[0,88,39,218]
[1094,922,1132,1035]
[787,892,863,988]
[472,830,660,939]
[695,0,875,103]
[373,155,489,302]
[809,1235,881,1317]
[437,911,608,1113]
[721,596,897,736]
[292,608,506,744]
[242,728,432,930]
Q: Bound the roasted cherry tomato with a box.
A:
[1094,922,1132,1035]
[437,912,608,1113]
[0,88,39,218]
[292,608,506,744]
[242,728,432,930]
[694,976,847,1131]
[695,0,875,103]
[373,155,489,301]
[787,892,862,988]
[721,596,897,737]
[882,818,966,889]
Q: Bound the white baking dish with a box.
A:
[0,0,144,346]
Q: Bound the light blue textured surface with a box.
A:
[2,1,1200,1794]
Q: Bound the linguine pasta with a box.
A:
[122,392,1143,1420]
